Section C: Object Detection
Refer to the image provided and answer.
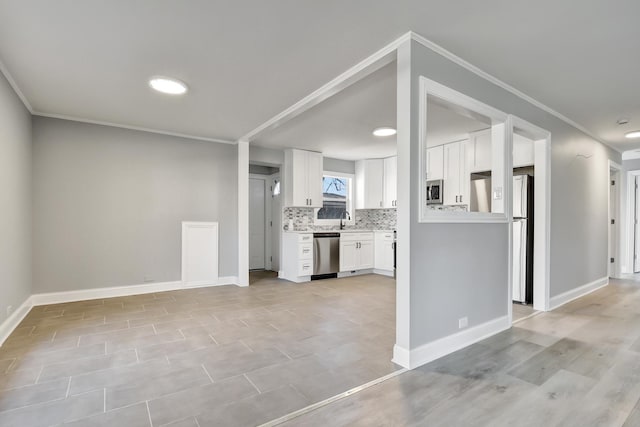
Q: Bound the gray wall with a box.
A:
[33,117,238,293]
[249,146,284,167]
[407,40,620,348]
[623,159,640,171]
[249,164,278,175]
[324,157,355,175]
[0,73,32,322]
[249,145,355,176]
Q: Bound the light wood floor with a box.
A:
[283,277,640,427]
[0,273,399,427]
[513,302,536,322]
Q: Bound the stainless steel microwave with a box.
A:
[426,179,443,204]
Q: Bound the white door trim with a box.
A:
[509,116,551,318]
[625,169,640,273]
[608,161,622,278]
[249,173,271,270]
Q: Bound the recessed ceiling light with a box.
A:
[149,76,188,95]
[373,127,397,137]
[625,130,640,139]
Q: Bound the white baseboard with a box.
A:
[392,344,411,368]
[549,276,608,310]
[0,296,33,347]
[392,315,511,370]
[373,269,395,277]
[337,269,374,278]
[30,276,240,306]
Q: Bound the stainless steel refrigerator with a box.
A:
[512,175,534,304]
[470,173,534,304]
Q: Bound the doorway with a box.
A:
[248,165,281,274]
[510,116,551,323]
[249,175,268,270]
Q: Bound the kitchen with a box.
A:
[249,61,538,324]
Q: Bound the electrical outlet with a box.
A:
[6,305,13,316]
[458,317,468,329]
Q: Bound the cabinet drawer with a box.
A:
[297,234,313,243]
[375,232,394,241]
[298,260,313,276]
[341,232,373,242]
[298,243,313,260]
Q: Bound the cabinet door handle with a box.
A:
[460,195,463,203]
[455,195,459,203]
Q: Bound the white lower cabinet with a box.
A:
[374,231,394,272]
[340,233,374,272]
[281,233,313,282]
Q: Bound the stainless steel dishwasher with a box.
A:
[312,232,340,279]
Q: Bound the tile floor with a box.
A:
[0,272,399,427]
[282,277,640,426]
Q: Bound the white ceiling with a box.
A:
[253,62,488,160]
[0,1,638,151]
[253,63,397,160]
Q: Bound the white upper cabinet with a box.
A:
[443,140,469,206]
[355,159,384,209]
[513,134,534,167]
[468,129,492,173]
[426,145,444,180]
[284,149,323,208]
[383,156,397,208]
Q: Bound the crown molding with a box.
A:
[239,32,410,142]
[408,31,619,153]
[0,57,33,113]
[33,112,236,145]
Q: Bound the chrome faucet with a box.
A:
[339,211,351,230]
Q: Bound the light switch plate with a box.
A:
[493,187,503,200]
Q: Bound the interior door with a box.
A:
[635,176,640,272]
[249,178,266,270]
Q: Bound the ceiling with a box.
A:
[0,1,638,151]
[253,63,397,160]
[253,62,489,160]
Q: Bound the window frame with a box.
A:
[314,171,355,226]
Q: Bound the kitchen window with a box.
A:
[314,172,354,225]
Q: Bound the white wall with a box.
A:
[403,39,621,353]
[33,117,238,293]
[0,72,32,323]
